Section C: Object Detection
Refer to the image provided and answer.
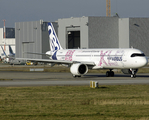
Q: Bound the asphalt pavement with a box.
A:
[0,71,149,87]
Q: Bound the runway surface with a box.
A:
[0,71,149,86]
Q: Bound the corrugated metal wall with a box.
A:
[119,18,129,48]
[15,21,51,59]
[15,21,42,58]
[129,18,149,56]
[88,17,119,48]
[41,22,50,59]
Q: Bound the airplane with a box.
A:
[1,45,15,59]
[1,45,26,65]
[1,46,10,63]
[8,45,15,58]
[17,22,148,78]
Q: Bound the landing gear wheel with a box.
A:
[106,71,110,77]
[131,74,136,78]
[73,75,76,78]
[111,71,114,77]
[106,71,114,77]
[73,75,81,78]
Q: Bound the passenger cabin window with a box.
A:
[131,53,145,57]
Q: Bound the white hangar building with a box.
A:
[0,28,15,58]
[15,17,149,59]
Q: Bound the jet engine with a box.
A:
[121,69,138,74]
[70,63,88,76]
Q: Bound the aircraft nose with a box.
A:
[141,57,148,67]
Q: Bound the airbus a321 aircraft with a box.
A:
[18,22,148,78]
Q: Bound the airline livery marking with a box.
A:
[65,50,75,61]
[98,50,109,66]
[107,56,122,61]
[48,23,61,51]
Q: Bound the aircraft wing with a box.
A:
[24,52,48,56]
[24,52,52,58]
[16,58,95,66]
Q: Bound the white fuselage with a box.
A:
[49,48,148,69]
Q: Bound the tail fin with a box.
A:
[1,46,7,57]
[48,22,63,51]
[9,45,15,55]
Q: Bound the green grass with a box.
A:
[0,85,149,120]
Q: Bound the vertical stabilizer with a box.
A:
[1,46,7,57]
[48,22,63,51]
[9,45,15,55]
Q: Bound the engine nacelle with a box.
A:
[121,69,138,74]
[70,63,88,75]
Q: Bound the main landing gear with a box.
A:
[106,69,114,77]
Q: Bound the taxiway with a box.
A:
[0,71,149,86]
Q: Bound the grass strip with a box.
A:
[0,85,149,119]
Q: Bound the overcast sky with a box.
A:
[1,0,149,28]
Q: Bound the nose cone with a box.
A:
[140,57,148,67]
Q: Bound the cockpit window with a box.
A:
[131,53,145,57]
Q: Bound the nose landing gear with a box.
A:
[130,69,136,78]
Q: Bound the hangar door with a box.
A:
[22,42,34,58]
[66,27,80,49]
